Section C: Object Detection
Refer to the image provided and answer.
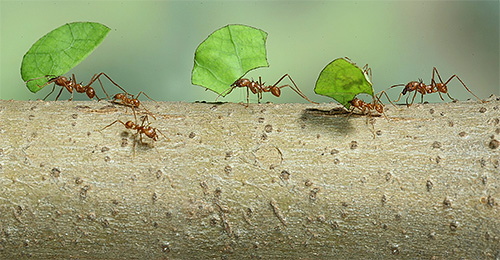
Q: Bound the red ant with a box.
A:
[27,73,122,101]
[92,75,158,119]
[389,67,485,107]
[101,110,168,156]
[347,94,390,138]
[111,91,157,119]
[217,74,318,105]
[348,93,388,120]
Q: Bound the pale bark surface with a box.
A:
[0,98,499,259]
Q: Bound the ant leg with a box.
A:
[386,84,406,103]
[216,86,236,101]
[276,74,318,104]
[132,107,139,123]
[362,64,372,82]
[132,133,137,158]
[437,92,445,102]
[55,87,65,101]
[407,90,418,107]
[96,77,110,100]
[373,94,390,121]
[346,106,356,118]
[246,85,250,106]
[156,129,170,141]
[393,93,404,103]
[431,68,452,102]
[376,91,396,107]
[43,84,56,100]
[100,120,127,131]
[88,72,125,98]
[431,67,445,85]
[444,74,485,103]
[135,91,157,102]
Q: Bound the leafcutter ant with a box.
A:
[26,73,122,101]
[389,67,485,107]
[348,93,388,120]
[217,74,318,105]
[347,93,390,138]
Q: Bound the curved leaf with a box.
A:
[21,22,110,93]
[191,24,269,96]
[314,57,373,109]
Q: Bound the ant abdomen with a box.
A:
[270,87,280,97]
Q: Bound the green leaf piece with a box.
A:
[191,24,269,96]
[21,22,111,93]
[314,58,373,109]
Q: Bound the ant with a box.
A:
[101,110,168,157]
[389,67,485,107]
[348,93,388,120]
[111,91,157,120]
[26,72,122,101]
[95,76,158,119]
[217,74,318,105]
[347,94,390,138]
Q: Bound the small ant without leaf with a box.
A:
[217,74,318,105]
[101,110,168,157]
[348,94,390,138]
[100,76,157,119]
[26,72,123,101]
[111,91,157,119]
[348,93,389,120]
[389,67,485,107]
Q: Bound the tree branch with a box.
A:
[0,98,499,258]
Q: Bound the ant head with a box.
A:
[235,78,250,87]
[403,81,419,94]
[375,104,384,114]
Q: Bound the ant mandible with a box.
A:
[389,67,485,107]
[101,110,168,156]
[217,74,318,105]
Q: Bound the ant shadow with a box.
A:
[119,131,155,154]
[300,107,379,137]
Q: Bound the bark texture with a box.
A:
[0,98,499,259]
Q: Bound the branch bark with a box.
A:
[0,98,499,259]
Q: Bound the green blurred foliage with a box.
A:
[1,1,498,103]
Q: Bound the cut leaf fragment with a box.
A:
[191,24,269,96]
[21,22,110,93]
[314,57,373,109]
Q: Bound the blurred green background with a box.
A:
[1,0,498,104]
